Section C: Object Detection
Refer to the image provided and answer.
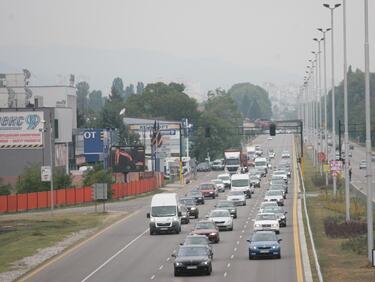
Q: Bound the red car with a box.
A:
[198,183,216,199]
[191,220,220,243]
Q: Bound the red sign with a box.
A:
[319,152,326,162]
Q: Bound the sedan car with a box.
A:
[181,235,213,259]
[215,200,237,218]
[173,245,212,276]
[198,183,216,199]
[186,190,205,205]
[268,185,286,199]
[262,206,287,227]
[253,213,280,234]
[270,179,288,193]
[211,179,225,192]
[191,220,220,243]
[179,197,199,218]
[207,209,233,231]
[227,190,246,206]
[247,230,282,259]
[264,190,284,206]
[359,160,367,170]
[218,174,231,188]
[272,170,288,183]
[258,201,279,213]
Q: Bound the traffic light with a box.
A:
[269,123,276,136]
[205,127,210,138]
[100,131,105,141]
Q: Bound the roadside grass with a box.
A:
[302,152,375,282]
[0,212,123,273]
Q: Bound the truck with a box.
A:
[246,146,256,167]
[224,148,243,175]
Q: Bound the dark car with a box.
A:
[197,162,211,172]
[186,190,205,205]
[180,197,199,218]
[190,220,220,243]
[249,175,261,188]
[180,205,190,224]
[173,245,212,276]
[215,200,237,219]
[198,183,216,199]
[247,231,282,259]
[181,235,213,259]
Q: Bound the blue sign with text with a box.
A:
[83,129,104,162]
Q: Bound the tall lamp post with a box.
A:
[318,27,331,185]
[323,3,341,197]
[364,0,373,264]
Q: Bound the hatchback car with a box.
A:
[211,179,225,192]
[215,200,237,218]
[198,183,216,199]
[179,197,199,218]
[359,160,367,169]
[186,190,205,205]
[181,235,213,259]
[173,245,212,276]
[207,209,233,231]
[190,220,220,243]
[180,205,190,224]
[247,230,282,259]
[253,213,280,234]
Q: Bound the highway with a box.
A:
[22,134,304,282]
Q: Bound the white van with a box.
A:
[147,193,181,235]
[254,157,268,175]
[231,174,251,198]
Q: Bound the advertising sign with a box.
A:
[110,146,145,173]
[330,160,342,176]
[0,111,44,149]
[41,166,52,182]
[83,129,104,163]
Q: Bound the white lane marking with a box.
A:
[244,225,247,228]
[239,235,242,239]
[150,275,155,280]
[81,229,149,282]
[241,230,245,233]
[230,254,234,259]
[234,247,237,251]
[227,263,231,268]
[247,217,250,220]
[166,257,170,262]
[159,265,164,270]
[224,272,228,277]
[246,221,249,224]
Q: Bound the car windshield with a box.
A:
[210,210,230,217]
[151,206,176,217]
[231,179,248,187]
[200,184,215,190]
[195,222,216,230]
[270,185,284,189]
[266,190,283,196]
[217,201,234,208]
[180,199,195,205]
[218,176,230,181]
[256,214,277,220]
[178,246,208,257]
[226,159,240,165]
[263,207,283,214]
[185,237,208,245]
[252,232,277,242]
[274,171,286,175]
[229,191,243,196]
[249,176,258,180]
[261,202,278,209]
[255,161,266,166]
[212,180,222,184]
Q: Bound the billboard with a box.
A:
[83,129,104,163]
[0,111,44,149]
[110,146,145,173]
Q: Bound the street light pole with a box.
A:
[342,0,350,222]
[364,0,373,264]
[318,27,331,185]
[323,3,341,197]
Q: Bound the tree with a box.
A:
[88,90,103,112]
[228,82,272,120]
[76,81,90,127]
[0,178,12,195]
[125,84,135,99]
[110,77,125,101]
[136,82,145,95]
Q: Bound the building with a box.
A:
[0,71,77,185]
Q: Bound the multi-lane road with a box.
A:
[21,134,305,282]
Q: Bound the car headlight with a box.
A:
[201,261,209,265]
[252,246,257,250]
[231,209,235,212]
[150,217,156,222]
[254,224,260,227]
[209,232,217,236]
[175,262,182,266]
[272,223,278,227]
[190,207,196,210]
[281,215,286,219]
[272,245,278,249]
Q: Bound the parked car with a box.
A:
[215,200,237,218]
[173,245,212,276]
[206,209,233,231]
[247,230,282,259]
[190,220,220,243]
[181,235,213,259]
[253,213,280,234]
[227,190,246,206]
[359,160,367,170]
[179,197,199,218]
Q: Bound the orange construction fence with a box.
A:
[0,174,163,214]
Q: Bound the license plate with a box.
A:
[187,266,198,269]
[160,228,168,231]
[260,250,269,254]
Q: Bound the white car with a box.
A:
[272,170,288,183]
[259,201,279,213]
[264,190,284,206]
[281,151,290,159]
[218,173,231,189]
[211,179,225,192]
[227,191,246,206]
[268,152,276,159]
[207,209,233,231]
[253,213,280,234]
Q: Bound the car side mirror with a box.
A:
[278,239,282,243]
[178,211,182,217]
[246,239,251,243]
[146,213,150,218]
[205,215,209,219]
[171,254,176,258]
[284,211,288,214]
[179,243,183,246]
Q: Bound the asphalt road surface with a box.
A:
[22,134,303,282]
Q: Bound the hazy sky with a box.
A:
[0,0,374,95]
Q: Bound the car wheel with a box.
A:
[249,254,253,260]
[243,202,246,206]
[277,254,281,259]
[234,214,237,219]
[229,226,233,231]
[195,214,198,219]
[276,230,280,234]
[212,195,215,199]
[150,229,154,235]
[174,269,180,277]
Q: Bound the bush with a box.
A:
[83,164,113,199]
[324,216,367,238]
[311,174,326,188]
[54,168,72,189]
[0,178,12,195]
